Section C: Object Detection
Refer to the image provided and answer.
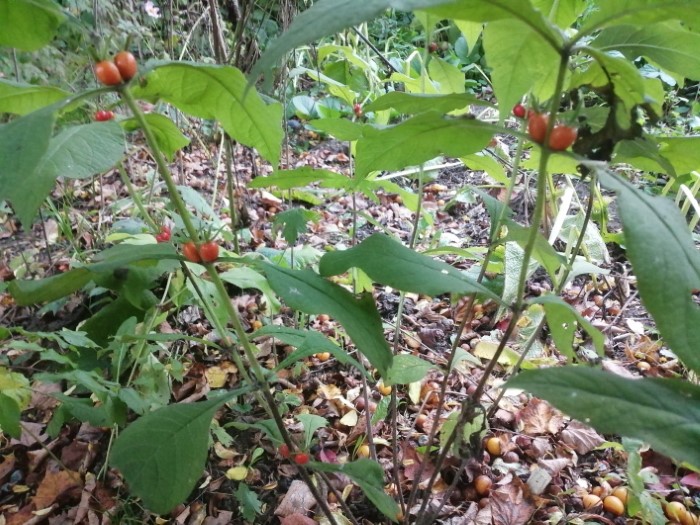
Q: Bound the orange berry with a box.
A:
[485,436,502,457]
[603,495,625,516]
[583,493,602,509]
[474,475,492,496]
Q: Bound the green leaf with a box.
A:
[531,0,587,28]
[428,57,466,94]
[531,295,605,360]
[592,22,700,81]
[253,326,369,376]
[312,459,399,521]
[248,166,351,190]
[38,121,125,179]
[0,79,70,115]
[424,0,563,51]
[355,113,495,177]
[0,0,66,51]
[133,63,283,165]
[0,367,31,409]
[384,354,436,386]
[272,208,318,245]
[319,233,503,303]
[573,50,645,127]
[616,136,700,178]
[121,113,190,161]
[484,18,561,121]
[251,0,454,84]
[219,266,281,314]
[234,484,262,522]
[508,367,700,468]
[579,0,700,36]
[309,118,366,140]
[461,153,509,186]
[504,221,566,279]
[599,171,700,374]
[297,413,328,450]
[7,269,89,305]
[9,244,178,306]
[364,92,489,115]
[474,188,513,241]
[0,105,56,227]
[261,263,392,376]
[111,391,245,514]
[0,393,21,438]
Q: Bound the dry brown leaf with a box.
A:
[490,478,535,525]
[5,505,35,525]
[32,467,82,509]
[29,381,61,411]
[560,420,604,455]
[537,457,570,477]
[601,359,638,379]
[0,454,16,483]
[275,479,317,517]
[74,472,97,524]
[519,398,564,435]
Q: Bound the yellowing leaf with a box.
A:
[473,341,520,367]
[339,410,358,427]
[225,466,248,481]
[0,367,31,409]
[204,362,236,389]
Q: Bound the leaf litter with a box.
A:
[0,134,698,523]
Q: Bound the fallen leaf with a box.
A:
[537,457,570,477]
[681,472,700,489]
[339,409,358,427]
[560,421,604,455]
[275,479,317,517]
[0,454,16,483]
[490,478,535,525]
[32,467,82,509]
[519,398,564,435]
[74,472,97,524]
[225,466,248,481]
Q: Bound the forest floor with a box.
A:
[0,128,698,525]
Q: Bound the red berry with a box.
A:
[527,112,549,144]
[199,241,219,262]
[155,225,171,243]
[548,124,577,151]
[293,453,310,465]
[95,110,114,121]
[114,51,138,81]
[428,42,439,53]
[182,241,201,263]
[512,104,526,118]
[279,444,291,458]
[95,60,123,86]
[353,103,363,117]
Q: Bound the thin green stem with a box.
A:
[116,162,158,230]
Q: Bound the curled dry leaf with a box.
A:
[490,478,536,525]
[519,398,564,435]
[560,420,604,455]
